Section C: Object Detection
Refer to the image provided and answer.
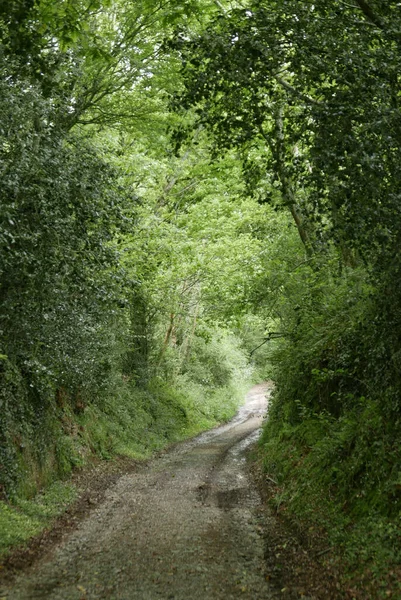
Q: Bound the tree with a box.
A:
[169,0,401,265]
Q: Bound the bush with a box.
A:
[259,259,401,592]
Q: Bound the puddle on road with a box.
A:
[216,487,253,510]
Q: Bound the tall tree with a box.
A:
[169,0,401,264]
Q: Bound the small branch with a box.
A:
[274,75,323,107]
[213,0,226,12]
[354,0,384,29]
[316,547,332,557]
[250,332,285,356]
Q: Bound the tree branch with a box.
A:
[354,0,383,29]
[213,0,226,13]
[274,75,323,107]
[250,332,285,356]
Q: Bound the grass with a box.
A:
[259,411,401,599]
[0,481,77,559]
[0,375,247,560]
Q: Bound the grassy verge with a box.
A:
[0,376,247,561]
[0,321,253,560]
[0,481,77,560]
[259,416,401,600]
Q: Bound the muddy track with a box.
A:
[1,384,277,599]
[1,383,345,600]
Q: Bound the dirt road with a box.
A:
[5,383,279,599]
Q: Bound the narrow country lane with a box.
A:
[5,383,278,600]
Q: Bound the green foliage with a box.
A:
[171,0,401,261]
[0,0,269,562]
[0,53,129,496]
[0,481,77,558]
[258,259,401,591]
[260,402,401,592]
[170,2,401,592]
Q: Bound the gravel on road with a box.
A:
[3,383,277,600]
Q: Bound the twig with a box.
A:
[250,332,285,356]
[316,547,332,557]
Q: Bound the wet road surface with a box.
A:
[5,383,277,600]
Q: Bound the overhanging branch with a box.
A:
[354,0,383,29]
[250,332,285,356]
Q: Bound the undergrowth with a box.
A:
[0,481,77,559]
[260,410,401,598]
[0,326,252,558]
[259,264,401,599]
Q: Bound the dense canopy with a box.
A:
[1,0,401,593]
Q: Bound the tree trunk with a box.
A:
[272,105,313,255]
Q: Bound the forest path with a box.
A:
[5,383,280,600]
